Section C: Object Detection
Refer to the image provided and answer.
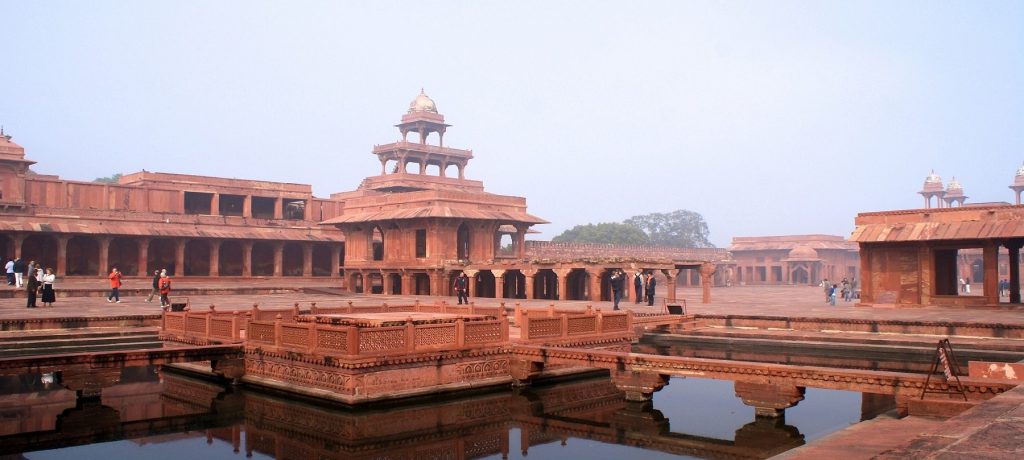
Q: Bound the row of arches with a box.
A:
[349,267,670,302]
[0,233,342,277]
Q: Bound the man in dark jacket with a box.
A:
[26,272,39,308]
[645,273,657,306]
[610,270,625,310]
[452,272,469,305]
[146,270,160,302]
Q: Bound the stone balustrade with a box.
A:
[245,314,509,356]
[519,310,632,342]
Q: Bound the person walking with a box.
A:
[645,273,657,306]
[821,278,830,303]
[4,258,14,286]
[107,267,122,303]
[829,284,837,306]
[40,268,56,307]
[26,271,40,308]
[13,258,24,288]
[610,270,625,310]
[452,272,469,305]
[633,272,643,304]
[146,269,161,302]
[159,269,172,308]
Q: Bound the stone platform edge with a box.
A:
[696,314,1024,338]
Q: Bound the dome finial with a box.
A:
[408,89,438,114]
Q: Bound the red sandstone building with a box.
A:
[0,92,730,302]
[728,235,859,285]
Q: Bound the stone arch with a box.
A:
[413,273,430,295]
[184,240,211,276]
[350,272,364,294]
[494,226,517,258]
[367,272,384,294]
[282,242,303,276]
[251,242,275,276]
[20,234,57,273]
[475,270,496,298]
[371,226,384,261]
[597,268,620,302]
[565,268,589,301]
[502,270,526,299]
[790,264,809,285]
[65,236,99,276]
[456,223,471,261]
[388,273,402,294]
[219,241,243,276]
[147,239,177,275]
[109,237,139,275]
[311,244,333,276]
[0,234,12,259]
[533,269,558,300]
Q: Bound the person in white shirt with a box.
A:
[41,268,56,307]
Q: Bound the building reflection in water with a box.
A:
[0,366,830,459]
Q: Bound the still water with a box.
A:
[1,365,871,460]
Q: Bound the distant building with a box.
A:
[728,235,859,286]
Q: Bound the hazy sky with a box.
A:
[2,1,1022,247]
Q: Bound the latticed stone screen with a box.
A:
[281,325,309,347]
[602,315,628,332]
[359,329,405,353]
[165,315,184,332]
[567,316,597,335]
[529,317,561,338]
[414,325,456,347]
[316,329,348,352]
[249,323,275,344]
[210,318,233,338]
[186,316,207,334]
[465,322,502,344]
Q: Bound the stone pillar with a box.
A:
[273,198,283,220]
[983,242,999,305]
[330,245,342,278]
[700,262,716,304]
[493,269,506,298]
[1009,242,1022,304]
[464,269,478,298]
[429,270,443,296]
[209,240,222,277]
[174,239,186,277]
[242,196,252,218]
[662,269,677,303]
[11,233,25,259]
[136,238,150,276]
[382,272,394,295]
[272,243,284,277]
[211,193,219,215]
[97,237,111,276]
[734,382,805,418]
[302,243,313,277]
[241,241,253,277]
[523,269,536,300]
[401,273,412,295]
[55,235,70,277]
[554,268,571,301]
[588,269,602,302]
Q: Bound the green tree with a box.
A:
[624,209,714,248]
[93,173,123,184]
[552,222,651,245]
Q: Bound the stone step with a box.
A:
[0,327,158,343]
[0,340,166,358]
[774,414,944,460]
[0,333,158,351]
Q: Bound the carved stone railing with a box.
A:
[519,311,632,342]
[310,301,504,318]
[161,306,247,345]
[243,315,509,356]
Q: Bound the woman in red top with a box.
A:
[107,267,122,303]
[159,269,171,308]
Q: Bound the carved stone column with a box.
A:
[382,271,394,295]
[493,269,506,298]
[136,238,150,276]
[209,240,222,277]
[11,233,25,259]
[302,243,313,277]
[610,370,670,402]
[464,269,479,298]
[700,262,717,304]
[97,237,111,276]
[241,241,253,277]
[55,235,70,277]
[662,269,677,303]
[174,239,186,277]
[588,269,603,302]
[330,244,342,278]
[429,269,443,296]
[983,242,1000,305]
[554,268,571,301]
[734,382,805,418]
[401,273,412,295]
[272,242,284,277]
[522,269,536,300]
